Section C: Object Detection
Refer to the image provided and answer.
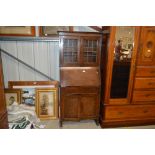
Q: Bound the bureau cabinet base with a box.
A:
[100,118,155,128]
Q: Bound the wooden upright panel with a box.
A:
[0,53,8,129]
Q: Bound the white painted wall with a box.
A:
[0,41,59,88]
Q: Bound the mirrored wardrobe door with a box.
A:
[110,26,135,99]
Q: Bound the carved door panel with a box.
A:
[137,27,155,66]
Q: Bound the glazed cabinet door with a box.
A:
[81,37,101,66]
[60,36,80,67]
[80,94,99,119]
[109,27,137,101]
[137,27,155,66]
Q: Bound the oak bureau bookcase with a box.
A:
[59,32,102,127]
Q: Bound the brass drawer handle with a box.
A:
[118,112,123,115]
[143,110,148,113]
[145,94,151,97]
[150,71,155,74]
[148,82,154,85]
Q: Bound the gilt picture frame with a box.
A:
[8,81,59,107]
[0,26,35,36]
[4,89,21,106]
[35,88,58,120]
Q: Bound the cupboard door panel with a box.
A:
[63,94,79,119]
[80,94,99,118]
[137,27,155,66]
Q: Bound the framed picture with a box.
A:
[4,89,21,106]
[39,26,73,36]
[0,26,35,36]
[128,43,133,50]
[8,81,59,107]
[36,88,58,119]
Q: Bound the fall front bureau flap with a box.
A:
[60,67,100,87]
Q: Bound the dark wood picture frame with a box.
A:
[0,26,35,36]
[8,81,59,88]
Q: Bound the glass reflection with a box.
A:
[110,27,135,98]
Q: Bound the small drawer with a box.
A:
[134,78,155,89]
[105,105,155,120]
[133,90,155,102]
[136,67,155,77]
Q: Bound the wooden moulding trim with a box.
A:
[109,98,128,105]
[0,26,35,36]
[104,27,116,104]
[127,26,141,103]
[58,31,102,37]
[8,81,59,88]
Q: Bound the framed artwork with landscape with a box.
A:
[39,26,73,36]
[0,26,35,36]
[8,81,59,108]
[35,88,58,119]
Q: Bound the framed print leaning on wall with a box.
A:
[4,89,21,106]
[39,26,73,36]
[8,81,59,108]
[0,26,35,36]
[36,88,58,120]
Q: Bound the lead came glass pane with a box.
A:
[63,39,78,63]
[83,39,97,63]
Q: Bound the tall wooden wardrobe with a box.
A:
[59,32,102,127]
[100,26,155,127]
[0,52,8,129]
